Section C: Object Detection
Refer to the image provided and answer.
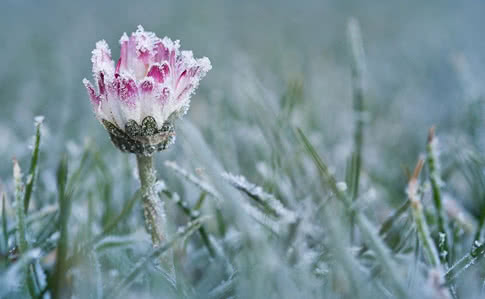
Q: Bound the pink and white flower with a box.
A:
[83,25,211,154]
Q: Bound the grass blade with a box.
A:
[2,192,8,253]
[24,116,43,213]
[13,159,37,298]
[166,190,215,257]
[8,204,58,236]
[222,171,296,222]
[426,127,450,266]
[359,200,411,256]
[13,160,27,254]
[347,18,367,242]
[50,155,70,299]
[444,242,485,283]
[408,159,440,267]
[164,160,221,200]
[208,273,237,299]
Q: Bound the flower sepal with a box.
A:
[102,116,175,156]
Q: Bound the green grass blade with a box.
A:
[2,192,7,253]
[13,159,37,298]
[359,200,410,256]
[8,204,58,236]
[408,159,441,268]
[66,145,91,195]
[426,127,450,267]
[50,155,70,299]
[296,128,348,200]
[444,242,485,284]
[24,117,43,213]
[14,160,27,253]
[347,18,367,242]
[194,191,207,210]
[164,160,221,200]
[222,171,296,221]
[208,273,237,299]
[163,189,215,257]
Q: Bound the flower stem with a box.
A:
[136,154,175,283]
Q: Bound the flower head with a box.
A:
[83,25,211,155]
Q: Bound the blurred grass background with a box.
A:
[1,0,485,298]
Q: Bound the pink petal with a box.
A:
[91,40,114,76]
[117,34,135,74]
[97,71,106,95]
[158,87,170,103]
[107,73,120,97]
[176,84,193,101]
[153,37,180,69]
[118,77,138,105]
[138,50,151,65]
[115,58,121,74]
[153,42,170,63]
[83,79,100,106]
[139,79,153,94]
[147,63,170,83]
[133,25,159,56]
[176,70,187,88]
[117,33,148,78]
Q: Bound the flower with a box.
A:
[83,25,212,155]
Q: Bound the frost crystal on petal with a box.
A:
[133,25,160,55]
[91,40,115,76]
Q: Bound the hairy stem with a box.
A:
[136,154,175,283]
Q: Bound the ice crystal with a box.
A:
[222,171,296,223]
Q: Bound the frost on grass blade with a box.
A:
[8,204,58,235]
[1,192,8,252]
[240,201,283,235]
[94,234,140,251]
[445,241,485,283]
[221,171,296,223]
[24,116,43,212]
[165,160,222,200]
[207,273,237,299]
